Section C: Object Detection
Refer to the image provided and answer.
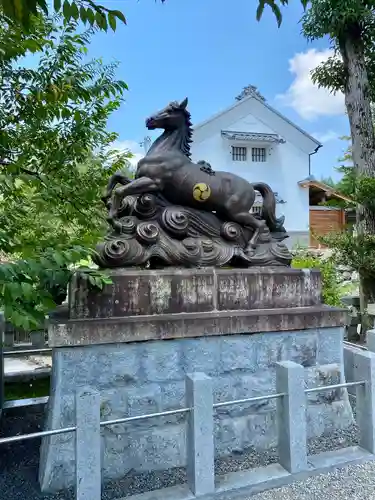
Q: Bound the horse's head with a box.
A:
[146,98,189,131]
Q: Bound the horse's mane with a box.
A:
[170,101,193,159]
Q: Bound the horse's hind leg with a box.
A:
[230,212,266,248]
[224,193,265,248]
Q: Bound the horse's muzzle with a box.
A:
[146,117,156,130]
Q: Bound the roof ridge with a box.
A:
[193,93,322,148]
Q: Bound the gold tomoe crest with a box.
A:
[193,183,211,202]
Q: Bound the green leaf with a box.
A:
[110,9,126,24]
[94,276,103,289]
[2,0,16,19]
[63,0,71,20]
[21,282,35,300]
[6,282,22,300]
[256,1,265,21]
[37,0,48,14]
[54,0,61,11]
[53,252,65,267]
[87,274,96,287]
[271,2,282,27]
[80,5,87,23]
[96,11,108,30]
[70,1,79,20]
[101,276,112,285]
[61,107,71,119]
[86,7,95,25]
[41,295,57,310]
[74,109,81,122]
[108,12,116,31]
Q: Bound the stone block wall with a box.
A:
[39,326,352,492]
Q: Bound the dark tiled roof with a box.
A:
[221,130,286,143]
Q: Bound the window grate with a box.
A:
[232,146,247,162]
[252,147,266,162]
[250,205,263,216]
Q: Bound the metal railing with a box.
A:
[0,349,373,500]
[3,348,52,356]
[212,392,285,408]
[344,340,368,350]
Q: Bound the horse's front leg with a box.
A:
[102,170,131,204]
[114,176,161,199]
[110,176,162,220]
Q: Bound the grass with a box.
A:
[4,377,50,401]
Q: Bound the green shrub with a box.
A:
[292,250,342,306]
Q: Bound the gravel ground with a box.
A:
[0,396,365,500]
[251,462,375,499]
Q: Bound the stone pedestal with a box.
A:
[39,268,350,493]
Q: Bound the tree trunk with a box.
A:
[339,28,375,336]
[340,29,375,181]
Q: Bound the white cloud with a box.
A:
[110,139,144,168]
[277,49,345,120]
[311,130,339,143]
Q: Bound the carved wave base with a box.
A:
[93,193,292,268]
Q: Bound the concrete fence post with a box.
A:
[3,322,13,348]
[30,330,45,348]
[75,388,101,500]
[276,361,308,473]
[185,372,215,496]
[354,349,375,454]
[343,345,356,397]
[366,329,375,353]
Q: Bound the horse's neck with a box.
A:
[147,128,189,157]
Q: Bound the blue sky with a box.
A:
[86,0,349,180]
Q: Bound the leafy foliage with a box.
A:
[1,0,309,33]
[255,0,309,26]
[321,232,375,279]
[308,37,375,104]
[1,0,127,32]
[320,136,375,210]
[0,247,112,329]
[320,175,336,187]
[302,0,375,40]
[292,250,342,306]
[335,166,356,202]
[0,13,133,328]
[317,137,356,209]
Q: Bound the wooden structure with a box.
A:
[298,177,353,248]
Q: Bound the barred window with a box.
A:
[251,147,266,162]
[232,146,247,161]
[250,205,262,216]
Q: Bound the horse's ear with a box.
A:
[179,97,188,109]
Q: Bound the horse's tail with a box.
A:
[250,182,285,232]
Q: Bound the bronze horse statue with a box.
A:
[102,98,284,248]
